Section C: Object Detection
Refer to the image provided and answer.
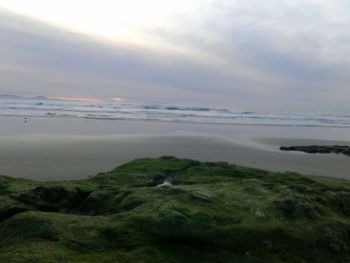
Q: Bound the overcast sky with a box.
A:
[0,0,349,112]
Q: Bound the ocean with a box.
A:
[0,98,349,128]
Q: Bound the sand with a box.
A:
[0,116,349,180]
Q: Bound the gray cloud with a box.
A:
[148,0,350,111]
[0,2,350,112]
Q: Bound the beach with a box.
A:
[0,116,349,180]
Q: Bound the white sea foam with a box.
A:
[0,98,349,128]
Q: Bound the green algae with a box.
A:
[0,156,349,262]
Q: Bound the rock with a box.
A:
[329,243,342,252]
[280,145,350,156]
[190,192,212,203]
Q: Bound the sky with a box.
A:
[0,0,349,112]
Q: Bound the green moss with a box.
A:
[0,157,349,262]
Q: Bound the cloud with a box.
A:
[147,0,350,110]
[0,1,350,112]
[0,10,258,107]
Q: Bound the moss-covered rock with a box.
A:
[0,157,350,262]
[280,145,350,156]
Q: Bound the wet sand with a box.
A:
[0,133,349,181]
[0,117,349,180]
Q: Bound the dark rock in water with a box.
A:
[280,145,350,156]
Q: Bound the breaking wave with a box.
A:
[0,98,349,128]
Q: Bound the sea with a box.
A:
[0,97,349,128]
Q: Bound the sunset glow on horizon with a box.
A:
[113,97,123,103]
[52,97,104,103]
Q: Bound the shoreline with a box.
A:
[0,116,349,181]
[1,114,350,129]
[0,133,349,181]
